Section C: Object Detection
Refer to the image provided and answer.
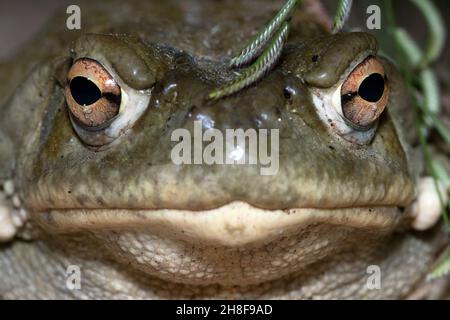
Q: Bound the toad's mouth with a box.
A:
[34,201,405,246]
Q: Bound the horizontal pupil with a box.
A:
[70,76,102,106]
[358,73,385,103]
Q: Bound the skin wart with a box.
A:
[0,0,449,299]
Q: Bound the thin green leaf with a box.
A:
[409,0,446,68]
[433,160,450,190]
[428,248,450,281]
[209,22,290,100]
[389,7,449,232]
[419,68,441,115]
[229,0,300,68]
[419,104,450,146]
[332,0,353,33]
[393,28,422,67]
[417,120,450,230]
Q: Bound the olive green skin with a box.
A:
[0,0,445,299]
[3,5,413,212]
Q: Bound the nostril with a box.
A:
[275,107,282,121]
[187,105,198,118]
[283,87,294,100]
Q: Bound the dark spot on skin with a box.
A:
[283,88,292,100]
[68,190,72,194]
[173,52,192,69]
[187,105,198,118]
[398,207,406,214]
[312,55,319,63]
[275,107,282,119]
[96,197,106,206]
[42,212,55,224]
[329,145,335,151]
[164,115,173,131]
[76,195,89,205]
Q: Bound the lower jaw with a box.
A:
[32,202,405,286]
[35,201,403,246]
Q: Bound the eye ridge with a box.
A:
[70,76,102,106]
[358,73,385,103]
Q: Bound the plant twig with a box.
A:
[409,0,446,69]
[332,0,353,33]
[209,22,290,100]
[229,0,300,68]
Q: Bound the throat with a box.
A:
[0,230,444,299]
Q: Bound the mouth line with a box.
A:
[35,202,404,246]
[40,203,404,212]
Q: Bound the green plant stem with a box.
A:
[332,0,353,33]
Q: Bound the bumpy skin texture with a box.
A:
[0,0,448,299]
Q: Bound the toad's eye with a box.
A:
[340,56,389,128]
[65,58,121,129]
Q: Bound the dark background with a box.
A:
[0,0,448,64]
